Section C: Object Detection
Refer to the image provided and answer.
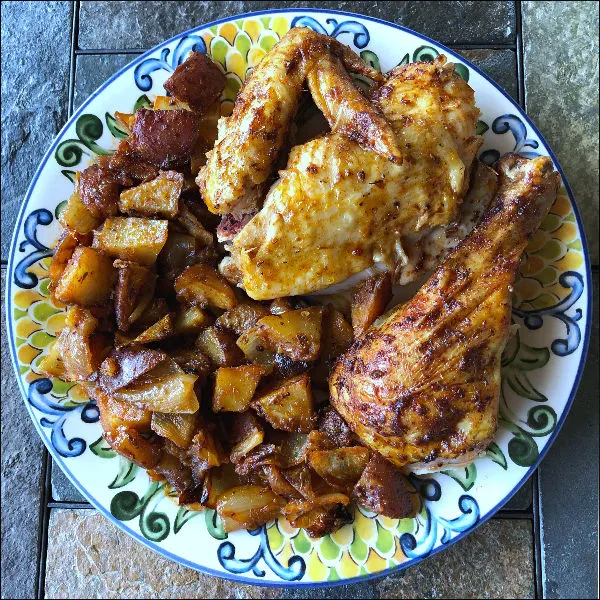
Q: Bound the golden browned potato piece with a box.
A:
[48,231,81,288]
[188,425,227,484]
[54,246,116,306]
[177,204,213,247]
[215,302,270,336]
[113,260,156,331]
[175,264,237,310]
[212,365,265,413]
[174,305,213,334]
[95,390,153,430]
[59,184,102,234]
[308,447,370,492]
[131,313,175,344]
[201,464,243,509]
[94,217,169,265]
[237,307,323,362]
[39,340,66,378]
[229,411,265,463]
[97,345,166,393]
[350,271,392,338]
[151,412,199,448]
[252,373,316,433]
[216,485,285,532]
[195,326,245,367]
[118,170,183,218]
[104,426,164,468]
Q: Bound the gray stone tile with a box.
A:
[78,1,515,49]
[376,520,535,599]
[523,1,599,264]
[1,268,45,600]
[538,270,599,599]
[455,48,518,101]
[51,458,87,503]
[73,53,141,112]
[0,1,72,261]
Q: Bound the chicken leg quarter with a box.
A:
[329,154,560,472]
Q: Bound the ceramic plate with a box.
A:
[6,8,592,587]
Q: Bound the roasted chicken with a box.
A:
[330,155,560,472]
[199,28,483,300]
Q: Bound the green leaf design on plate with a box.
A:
[105,112,129,140]
[60,170,76,184]
[174,506,199,534]
[453,63,469,82]
[319,535,340,561]
[134,94,152,111]
[485,442,507,470]
[476,119,489,135]
[398,52,410,66]
[76,114,110,155]
[110,481,170,542]
[412,45,439,62]
[90,435,116,459]
[108,457,138,489]
[375,523,394,554]
[441,463,477,491]
[349,534,368,562]
[211,37,229,66]
[55,198,69,218]
[359,49,381,72]
[504,370,547,401]
[205,509,228,540]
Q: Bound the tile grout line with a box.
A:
[515,0,526,109]
[533,473,544,599]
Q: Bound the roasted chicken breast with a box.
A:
[330,155,560,472]
[213,43,481,299]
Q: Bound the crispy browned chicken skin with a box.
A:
[330,155,560,472]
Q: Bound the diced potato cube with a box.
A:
[308,447,370,491]
[216,485,284,532]
[229,411,264,463]
[195,326,244,367]
[103,427,163,468]
[174,305,213,334]
[98,345,166,393]
[113,260,156,331]
[212,365,265,413]
[201,465,243,509]
[176,264,237,310]
[54,246,116,306]
[94,217,168,265]
[115,111,136,130]
[215,302,269,336]
[118,170,183,218]
[189,425,227,484]
[177,204,213,246]
[237,307,323,362]
[252,374,316,433]
[39,339,66,378]
[153,95,192,111]
[132,313,175,344]
[95,390,152,430]
[48,231,79,287]
[351,272,392,337]
[59,187,102,234]
[151,412,199,448]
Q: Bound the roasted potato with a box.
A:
[94,217,169,265]
[237,307,323,362]
[308,447,370,491]
[97,345,166,393]
[215,302,270,336]
[188,425,227,484]
[118,170,183,218]
[216,485,284,532]
[151,412,199,448]
[95,389,152,430]
[175,264,236,310]
[115,111,136,130]
[352,454,415,519]
[252,374,316,433]
[111,358,199,413]
[284,502,352,538]
[132,312,175,344]
[54,246,116,306]
[109,139,158,182]
[153,95,191,111]
[229,411,265,463]
[113,260,156,331]
[48,231,83,288]
[317,406,356,448]
[177,204,213,247]
[174,305,213,334]
[104,426,164,469]
[59,184,102,234]
[212,365,265,413]
[130,108,200,169]
[195,326,244,367]
[169,348,212,380]
[351,271,392,337]
[201,464,243,509]
[78,164,133,218]
[163,51,226,112]
[149,450,196,499]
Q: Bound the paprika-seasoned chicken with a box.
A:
[330,155,560,472]
[197,27,401,217]
[215,46,482,299]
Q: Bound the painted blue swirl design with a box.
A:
[217,525,305,581]
[14,209,53,289]
[480,114,541,165]
[291,16,370,48]
[134,34,207,92]
[28,378,99,457]
[513,271,584,356]
[400,476,479,558]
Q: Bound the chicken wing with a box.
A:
[329,155,560,472]
[226,55,481,300]
[197,27,400,216]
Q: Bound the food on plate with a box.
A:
[330,154,560,472]
[44,28,559,538]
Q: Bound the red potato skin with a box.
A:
[130,109,200,168]
[109,139,159,182]
[97,345,166,393]
[164,51,226,112]
[78,164,133,217]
